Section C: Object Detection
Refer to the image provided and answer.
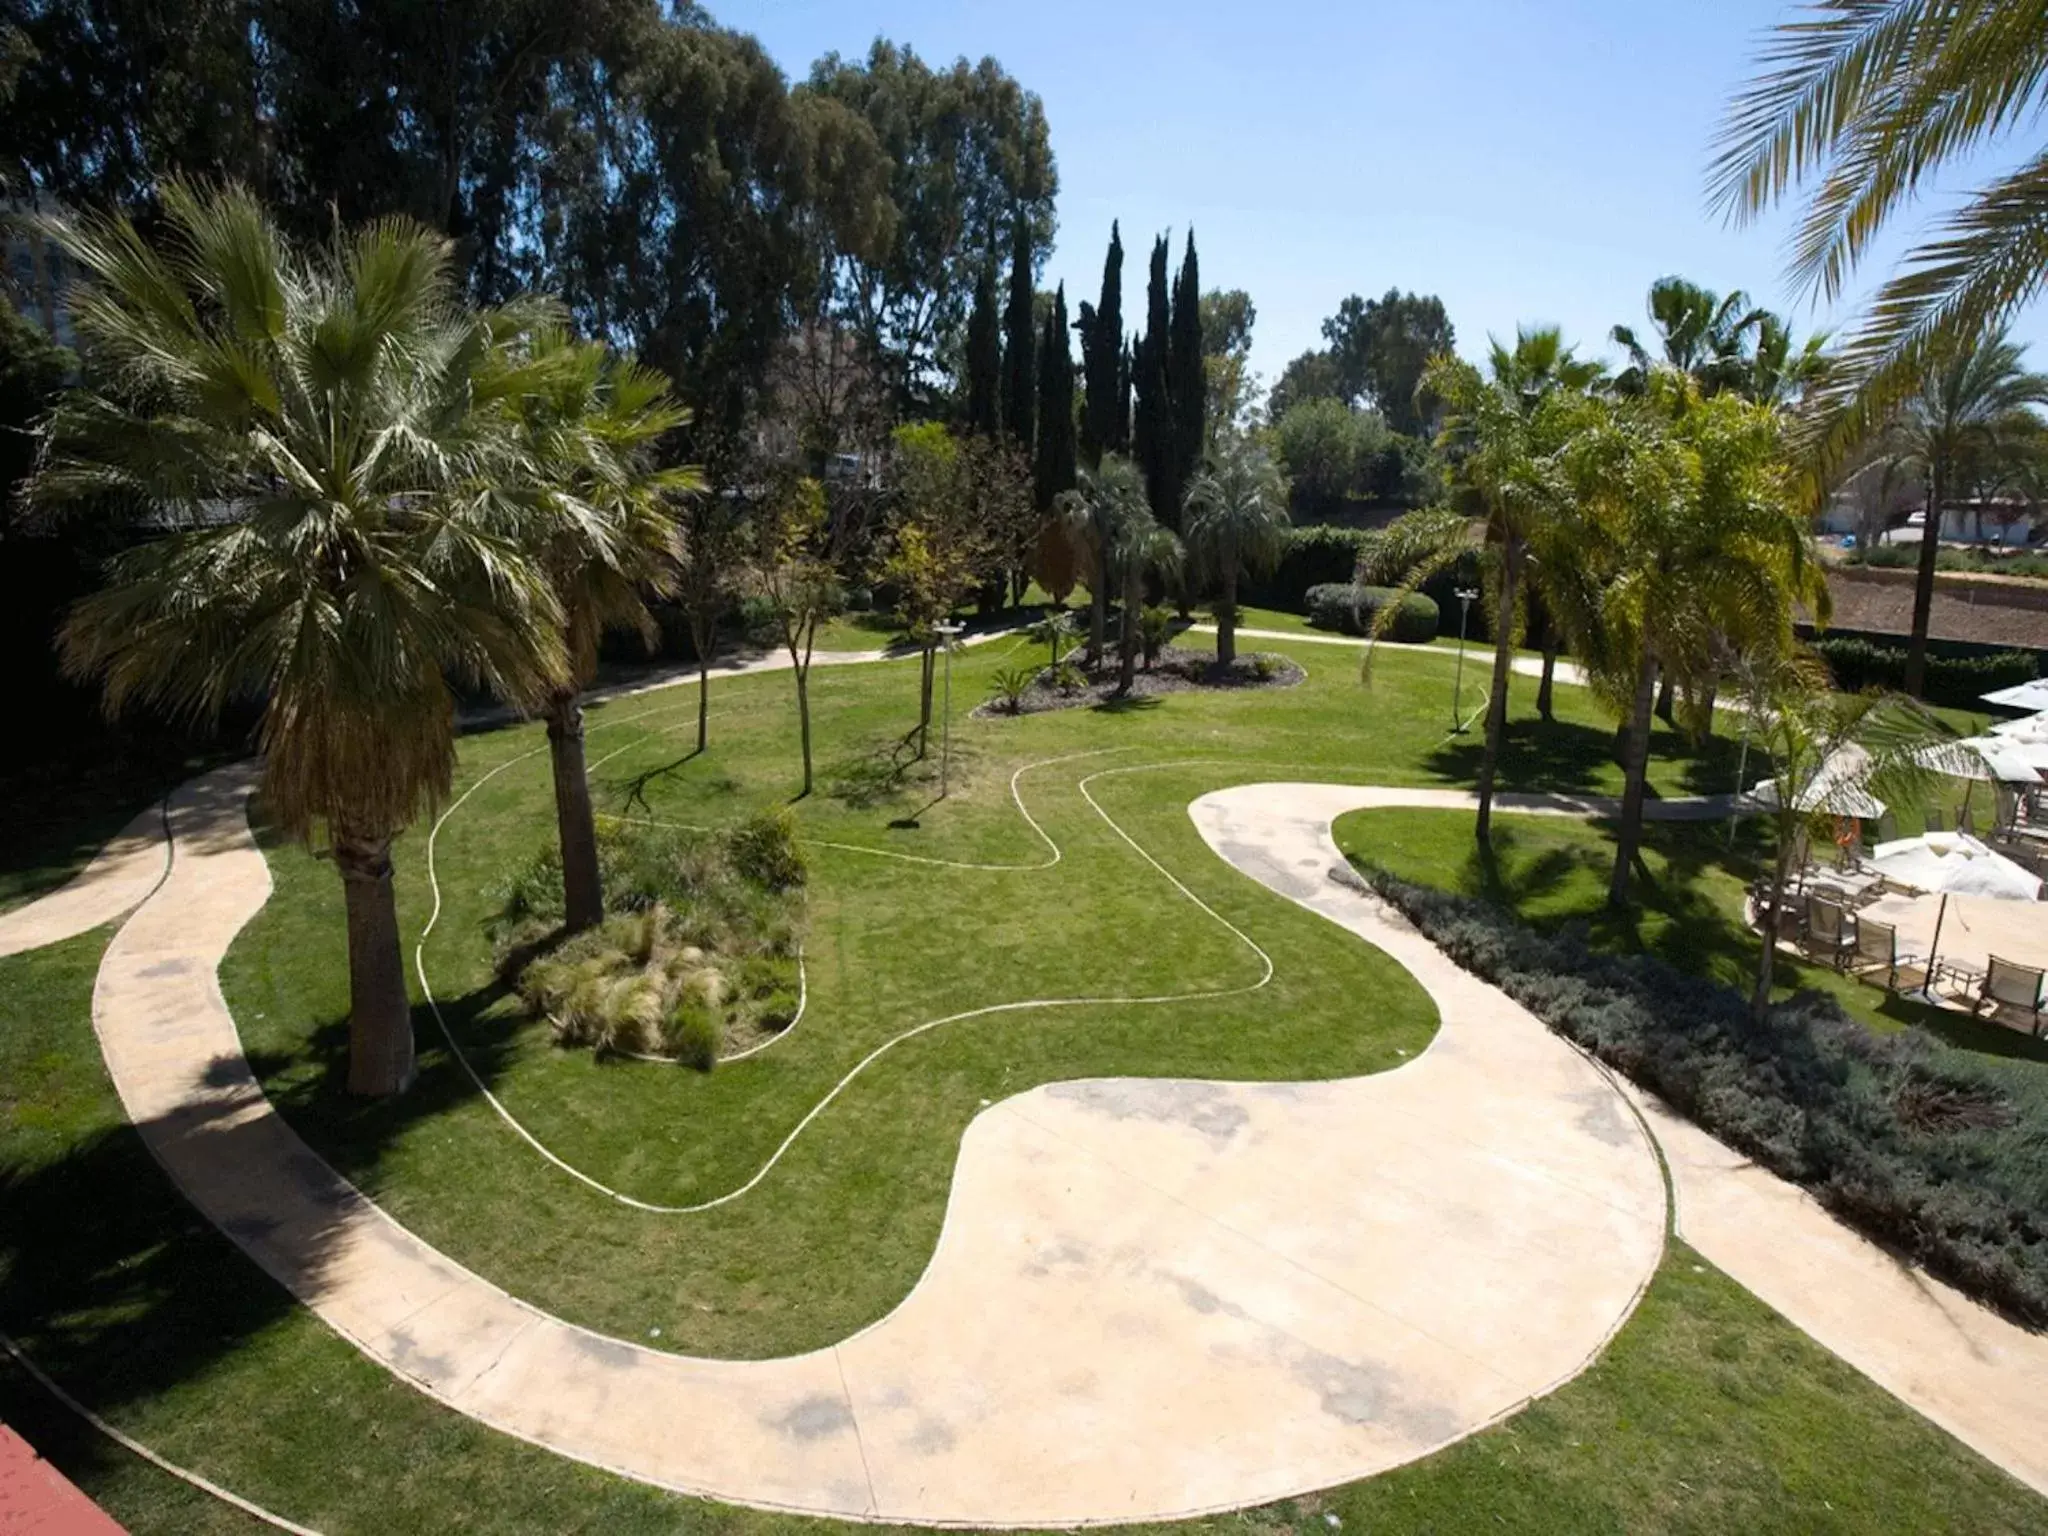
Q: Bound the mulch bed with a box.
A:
[972,646,1304,718]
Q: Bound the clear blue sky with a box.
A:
[712,0,2048,397]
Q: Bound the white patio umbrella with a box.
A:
[1746,743,1887,817]
[1981,678,2048,711]
[1868,831,2044,995]
[1988,712,2048,742]
[1918,737,2045,785]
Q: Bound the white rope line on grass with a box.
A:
[0,1328,325,1536]
[416,753,1278,1216]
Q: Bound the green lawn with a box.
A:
[1333,807,2048,1069]
[3,634,2044,1531]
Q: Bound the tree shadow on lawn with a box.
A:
[1423,715,1749,802]
[0,982,524,1435]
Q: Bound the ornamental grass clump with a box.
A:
[494,815,805,1067]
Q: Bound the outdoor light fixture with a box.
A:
[1452,587,1480,733]
[934,620,966,798]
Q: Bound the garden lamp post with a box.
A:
[1452,587,1480,733]
[935,619,965,798]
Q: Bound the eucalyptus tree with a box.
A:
[1183,439,1290,666]
[509,326,703,932]
[1870,330,2048,695]
[1361,327,1605,848]
[37,183,565,1096]
[1713,0,2048,466]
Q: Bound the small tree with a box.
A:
[1057,456,1149,675]
[745,475,840,797]
[1183,438,1290,666]
[879,423,992,755]
[674,489,747,753]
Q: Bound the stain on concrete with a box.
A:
[386,1327,458,1386]
[1047,1080,1249,1144]
[138,958,189,979]
[569,1332,640,1370]
[906,1416,956,1455]
[1021,1238,1091,1278]
[1215,839,1320,898]
[771,1393,854,1441]
[1291,1348,1461,1443]
[1572,1087,1634,1148]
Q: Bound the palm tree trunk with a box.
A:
[1537,640,1558,722]
[335,830,414,1097]
[1218,566,1238,667]
[1090,552,1109,666]
[1904,463,1945,698]
[545,688,604,933]
[1654,670,1675,724]
[1750,827,1795,1022]
[1474,540,1522,849]
[1118,561,1140,695]
[1607,648,1659,910]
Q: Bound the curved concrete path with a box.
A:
[0,799,168,959]
[82,766,1666,1525]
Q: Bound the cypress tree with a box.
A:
[1034,283,1076,514]
[1169,230,1206,505]
[1132,233,1173,521]
[1002,213,1036,451]
[965,258,1001,437]
[1079,222,1125,467]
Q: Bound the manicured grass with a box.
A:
[3,932,2040,1533]
[1334,807,2048,1069]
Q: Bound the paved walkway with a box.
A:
[1187,625,1592,688]
[0,802,167,960]
[83,767,1665,1525]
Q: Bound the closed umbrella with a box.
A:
[1868,831,2044,997]
[1982,679,2048,711]
[1747,744,1886,817]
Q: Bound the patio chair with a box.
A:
[1750,880,1803,941]
[1876,810,1900,843]
[1973,955,2047,1037]
[1924,807,1946,833]
[1847,917,1930,994]
[1800,894,1857,970]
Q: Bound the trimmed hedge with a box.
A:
[1240,525,1374,611]
[1813,635,2037,710]
[1362,867,2048,1326]
[1304,583,1440,642]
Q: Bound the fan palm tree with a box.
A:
[1712,1,2048,469]
[1360,327,1605,848]
[37,183,565,1097]
[1869,330,2048,695]
[1611,276,1766,397]
[1744,313,1834,408]
[1543,374,1829,909]
[507,326,704,932]
[1182,438,1290,666]
[1057,456,1149,674]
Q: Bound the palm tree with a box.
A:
[1871,330,2048,695]
[37,183,564,1096]
[1743,314,1833,408]
[509,326,703,932]
[1712,2,2048,469]
[1611,276,1765,397]
[1735,653,1946,1023]
[1057,456,1149,675]
[1543,374,1828,909]
[1183,438,1290,666]
[1362,327,1605,848]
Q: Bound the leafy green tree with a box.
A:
[673,488,747,754]
[1361,327,1606,848]
[1712,1,2048,459]
[1076,221,1127,467]
[1322,289,1455,435]
[804,40,1058,415]
[1034,283,1078,514]
[745,473,840,797]
[1870,330,2048,696]
[510,326,702,932]
[965,258,1002,436]
[1266,348,1343,422]
[1184,439,1289,666]
[1270,398,1366,511]
[37,184,566,1096]
[1200,289,1258,445]
[1002,212,1036,451]
[1199,289,1256,359]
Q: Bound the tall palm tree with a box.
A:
[1183,438,1290,666]
[1712,2,2048,467]
[1362,327,1605,848]
[1611,276,1765,397]
[508,326,703,933]
[37,183,564,1096]
[1058,456,1149,674]
[1873,330,2048,695]
[1743,313,1834,408]
[1544,374,1828,909]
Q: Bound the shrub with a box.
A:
[1240,525,1374,611]
[1810,635,2037,709]
[724,808,806,892]
[987,665,1035,713]
[1139,605,1174,666]
[1360,866,2048,1325]
[1304,582,1440,642]
[1049,661,1087,694]
[1252,654,1282,681]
